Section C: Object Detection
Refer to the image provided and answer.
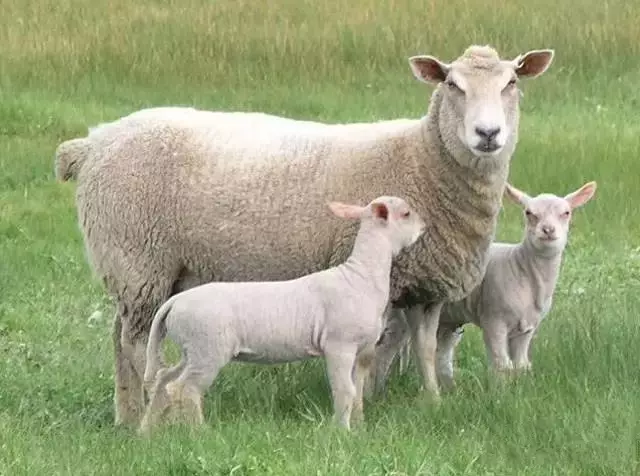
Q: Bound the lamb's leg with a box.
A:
[165,381,205,427]
[482,323,513,376]
[352,344,376,425]
[367,307,410,398]
[508,330,535,372]
[435,325,464,392]
[324,347,358,430]
[138,362,185,435]
[168,355,227,427]
[406,302,444,402]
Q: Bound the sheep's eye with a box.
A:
[561,210,571,218]
[525,210,532,216]
[403,211,411,218]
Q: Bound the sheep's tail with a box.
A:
[54,137,92,181]
[143,297,176,389]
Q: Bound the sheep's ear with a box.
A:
[371,202,389,221]
[409,55,450,84]
[504,183,531,207]
[513,49,554,78]
[328,201,365,219]
[565,181,597,209]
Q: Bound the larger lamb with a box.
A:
[55,44,554,427]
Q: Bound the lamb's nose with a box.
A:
[542,225,555,235]
[475,126,501,141]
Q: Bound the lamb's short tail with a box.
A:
[143,297,176,389]
[54,137,92,181]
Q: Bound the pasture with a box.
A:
[1,0,639,474]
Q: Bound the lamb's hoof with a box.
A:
[417,387,442,407]
[137,424,152,437]
[331,417,352,432]
[350,410,365,428]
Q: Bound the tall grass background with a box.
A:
[1,0,639,474]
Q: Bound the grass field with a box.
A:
[1,0,640,474]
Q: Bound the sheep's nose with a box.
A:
[475,126,501,141]
[542,224,555,236]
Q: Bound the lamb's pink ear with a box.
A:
[504,183,530,207]
[328,201,365,220]
[409,55,450,84]
[513,49,554,78]
[371,202,389,221]
[564,181,597,209]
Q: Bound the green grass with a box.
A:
[1,0,640,474]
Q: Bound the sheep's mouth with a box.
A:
[474,142,501,154]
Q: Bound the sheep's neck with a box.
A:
[392,87,511,304]
[422,87,511,207]
[339,221,393,301]
[513,241,563,312]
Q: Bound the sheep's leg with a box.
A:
[113,312,146,428]
[324,347,358,430]
[366,307,410,398]
[508,330,534,372]
[111,268,179,428]
[406,302,444,402]
[397,337,412,375]
[352,344,376,425]
[435,325,464,393]
[482,323,513,376]
[115,310,154,428]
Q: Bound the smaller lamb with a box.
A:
[434,180,597,389]
[139,195,426,434]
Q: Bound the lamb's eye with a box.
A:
[502,78,517,92]
[561,210,570,218]
[525,210,532,216]
[446,79,461,91]
[403,211,411,218]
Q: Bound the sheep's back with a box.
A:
[76,108,425,289]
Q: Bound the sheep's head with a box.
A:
[409,45,554,166]
[504,182,597,256]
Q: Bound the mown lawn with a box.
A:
[1,0,639,474]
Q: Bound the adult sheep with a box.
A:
[55,45,554,427]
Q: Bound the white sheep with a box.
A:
[54,44,554,426]
[371,181,597,392]
[138,196,426,434]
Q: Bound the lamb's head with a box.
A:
[409,45,554,167]
[505,182,597,256]
[328,196,426,255]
